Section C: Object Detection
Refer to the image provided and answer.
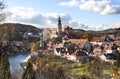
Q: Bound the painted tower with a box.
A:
[57,17,62,35]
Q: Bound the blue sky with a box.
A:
[4,0,120,30]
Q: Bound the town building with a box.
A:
[43,17,63,41]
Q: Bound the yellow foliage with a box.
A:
[111,66,119,79]
[117,47,120,53]
[31,42,39,53]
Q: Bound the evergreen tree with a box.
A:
[0,41,11,79]
[22,61,36,79]
[0,54,11,79]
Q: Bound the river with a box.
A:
[9,53,30,79]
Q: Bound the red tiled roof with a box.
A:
[91,37,105,42]
[69,39,87,43]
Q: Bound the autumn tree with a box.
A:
[88,58,103,79]
[0,1,6,41]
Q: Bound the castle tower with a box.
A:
[57,17,62,35]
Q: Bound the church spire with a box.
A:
[58,17,61,25]
[57,17,62,35]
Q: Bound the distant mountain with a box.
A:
[73,29,86,32]
[0,23,42,41]
[73,27,120,37]
[87,27,120,37]
[103,28,118,34]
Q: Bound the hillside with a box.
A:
[0,23,42,41]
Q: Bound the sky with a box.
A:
[3,0,120,31]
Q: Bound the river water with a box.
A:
[9,53,30,79]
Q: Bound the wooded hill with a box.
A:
[0,23,42,41]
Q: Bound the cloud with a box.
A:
[59,0,80,7]
[101,5,120,15]
[89,24,106,30]
[6,7,36,19]
[5,7,109,31]
[5,7,71,28]
[79,1,109,12]
[115,21,120,28]
[6,7,38,25]
[59,0,120,15]
[69,20,89,30]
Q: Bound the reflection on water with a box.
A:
[9,53,30,79]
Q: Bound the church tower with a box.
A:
[57,17,62,35]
